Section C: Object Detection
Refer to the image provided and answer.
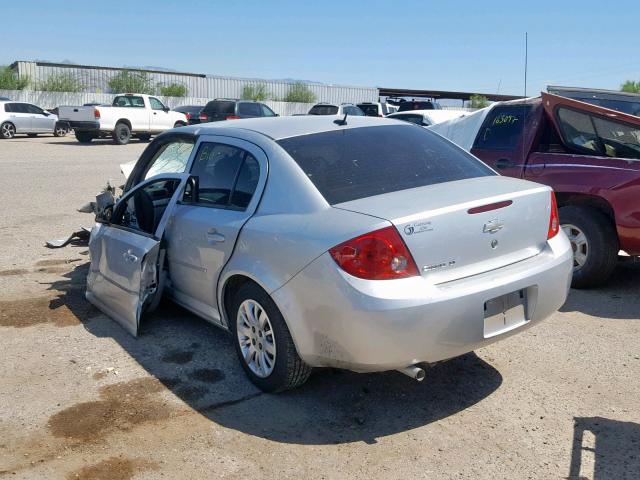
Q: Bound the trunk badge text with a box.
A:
[483,219,504,234]
[404,221,433,236]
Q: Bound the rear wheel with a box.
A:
[1,122,16,139]
[53,124,68,137]
[230,282,311,392]
[75,131,94,143]
[112,122,131,145]
[560,206,618,288]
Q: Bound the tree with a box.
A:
[108,70,155,94]
[159,83,188,97]
[0,66,30,90]
[241,83,270,101]
[469,94,489,109]
[39,73,84,92]
[283,82,316,103]
[620,80,640,94]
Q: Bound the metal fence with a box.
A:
[12,61,378,104]
[0,89,316,115]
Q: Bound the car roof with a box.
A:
[180,115,402,140]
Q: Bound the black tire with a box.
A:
[229,282,311,392]
[53,124,68,137]
[27,133,38,137]
[173,121,186,128]
[112,122,131,145]
[1,122,16,139]
[75,131,94,143]
[560,206,618,288]
[138,134,151,142]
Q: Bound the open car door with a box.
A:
[86,173,189,336]
[542,92,640,161]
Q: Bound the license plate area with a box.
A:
[484,289,529,338]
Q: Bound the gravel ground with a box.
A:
[0,136,638,480]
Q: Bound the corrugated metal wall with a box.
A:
[13,61,378,103]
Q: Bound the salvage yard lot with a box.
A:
[1,136,639,479]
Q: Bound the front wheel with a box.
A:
[1,122,16,139]
[230,282,311,392]
[53,124,68,137]
[560,206,618,288]
[112,122,131,145]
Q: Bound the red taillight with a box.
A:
[225,115,240,120]
[329,226,419,280]
[184,112,192,120]
[199,113,208,121]
[93,108,100,119]
[548,191,560,239]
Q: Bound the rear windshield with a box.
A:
[357,104,380,116]
[174,105,203,114]
[309,105,339,115]
[398,101,435,111]
[278,125,494,205]
[203,100,235,116]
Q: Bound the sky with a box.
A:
[2,0,639,97]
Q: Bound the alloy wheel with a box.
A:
[236,299,276,378]
[1,123,15,138]
[562,223,589,270]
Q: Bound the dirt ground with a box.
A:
[0,136,639,480]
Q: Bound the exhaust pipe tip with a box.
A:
[397,365,426,382]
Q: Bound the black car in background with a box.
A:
[397,100,440,112]
[172,105,207,125]
[201,99,277,122]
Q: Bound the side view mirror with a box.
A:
[94,190,115,223]
[163,107,170,112]
[183,175,199,203]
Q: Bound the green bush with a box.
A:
[241,84,270,101]
[0,66,30,90]
[159,83,188,97]
[283,82,316,103]
[108,70,155,94]
[39,73,84,92]
[469,94,489,109]
[620,80,640,94]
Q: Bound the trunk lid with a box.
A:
[335,176,552,284]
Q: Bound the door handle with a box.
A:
[495,158,515,169]
[206,228,225,243]
[123,250,139,263]
[153,112,157,115]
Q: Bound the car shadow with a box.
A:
[45,262,504,445]
[568,417,640,479]
[45,140,147,146]
[560,261,640,320]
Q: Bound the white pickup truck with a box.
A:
[59,94,188,145]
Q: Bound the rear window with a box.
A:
[203,100,235,116]
[398,101,435,112]
[278,125,494,205]
[309,105,339,115]
[357,104,380,116]
[113,96,145,108]
[173,105,203,114]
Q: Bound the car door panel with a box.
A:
[164,135,267,326]
[86,173,188,336]
[7,103,32,132]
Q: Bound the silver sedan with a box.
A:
[86,116,573,391]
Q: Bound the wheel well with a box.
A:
[116,119,132,130]
[222,275,255,322]
[556,192,617,229]
[174,121,186,127]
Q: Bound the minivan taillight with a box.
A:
[329,226,419,280]
[225,115,240,120]
[94,108,100,119]
[548,191,560,239]
[184,112,192,120]
[199,113,208,121]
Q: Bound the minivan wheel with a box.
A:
[560,206,618,288]
[230,282,311,392]
[113,122,131,145]
[1,122,16,139]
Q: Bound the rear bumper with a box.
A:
[272,233,573,372]
[66,120,100,131]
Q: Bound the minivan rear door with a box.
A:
[86,173,188,336]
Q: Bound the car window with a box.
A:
[189,142,259,209]
[6,103,27,113]
[24,104,45,115]
[309,105,339,115]
[144,141,195,180]
[357,104,380,116]
[392,114,426,126]
[346,106,365,116]
[238,102,262,116]
[149,97,165,111]
[278,125,494,205]
[260,104,276,117]
[474,105,531,150]
[113,96,145,108]
[557,107,640,160]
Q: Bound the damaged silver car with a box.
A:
[87,116,573,392]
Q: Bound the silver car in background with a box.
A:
[0,101,67,139]
[86,116,573,392]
